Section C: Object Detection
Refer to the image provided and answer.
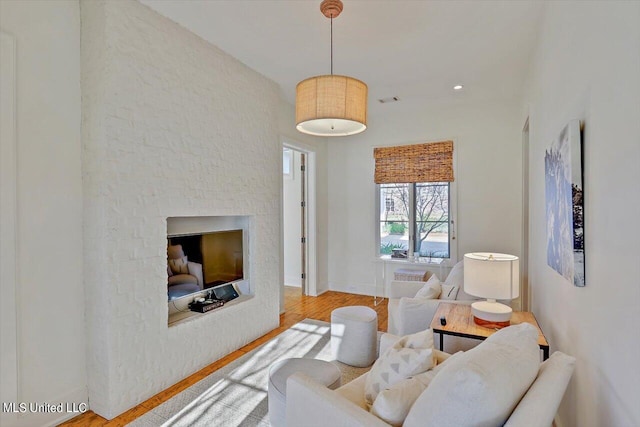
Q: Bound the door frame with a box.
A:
[281,141,317,299]
[521,117,530,311]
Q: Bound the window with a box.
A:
[374,140,456,261]
[379,182,452,259]
[283,148,293,178]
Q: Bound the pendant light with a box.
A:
[296,0,368,137]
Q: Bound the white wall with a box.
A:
[283,150,302,287]
[0,2,86,426]
[81,0,282,418]
[327,100,524,294]
[524,2,640,426]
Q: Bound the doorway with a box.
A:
[282,143,317,301]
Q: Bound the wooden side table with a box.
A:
[429,303,550,360]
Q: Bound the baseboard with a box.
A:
[328,281,377,296]
[284,274,301,287]
[553,414,563,427]
[314,288,328,296]
[0,386,88,427]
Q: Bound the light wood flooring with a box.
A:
[59,287,387,426]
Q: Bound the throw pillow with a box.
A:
[403,323,541,427]
[364,329,435,408]
[414,274,442,299]
[440,283,459,300]
[169,256,189,274]
[371,351,463,426]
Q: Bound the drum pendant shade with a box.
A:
[296,75,367,136]
[295,0,368,137]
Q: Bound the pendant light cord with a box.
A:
[330,15,333,75]
[331,13,333,76]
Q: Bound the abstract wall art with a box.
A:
[545,119,585,286]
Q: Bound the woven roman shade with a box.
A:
[374,141,454,184]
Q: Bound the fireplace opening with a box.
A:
[166,215,251,325]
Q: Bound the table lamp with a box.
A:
[463,252,519,328]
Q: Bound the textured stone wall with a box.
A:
[81,0,281,418]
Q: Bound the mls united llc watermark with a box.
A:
[2,402,87,414]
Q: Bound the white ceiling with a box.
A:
[140,0,543,117]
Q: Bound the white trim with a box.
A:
[448,145,459,265]
[0,30,20,419]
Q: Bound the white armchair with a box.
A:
[387,280,474,336]
[387,261,513,340]
[167,244,204,300]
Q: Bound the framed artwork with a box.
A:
[544,119,585,286]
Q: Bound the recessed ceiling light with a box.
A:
[453,85,464,90]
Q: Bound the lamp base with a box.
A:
[471,300,512,329]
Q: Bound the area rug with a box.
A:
[127,319,376,427]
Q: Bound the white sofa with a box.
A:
[286,328,576,427]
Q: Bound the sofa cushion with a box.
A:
[414,274,442,299]
[404,323,540,427]
[169,256,189,274]
[364,329,435,407]
[370,351,463,426]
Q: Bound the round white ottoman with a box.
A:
[268,358,341,427]
[331,305,378,367]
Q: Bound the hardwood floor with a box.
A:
[59,288,387,426]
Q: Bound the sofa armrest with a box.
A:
[286,373,389,427]
[505,352,576,427]
[335,372,368,409]
[388,280,426,299]
[187,261,204,289]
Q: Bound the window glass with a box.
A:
[283,148,293,177]
[379,182,451,259]
[379,184,410,254]
[415,183,449,258]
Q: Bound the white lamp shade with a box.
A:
[464,253,519,300]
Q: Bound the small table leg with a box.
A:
[439,332,444,351]
[542,346,549,361]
